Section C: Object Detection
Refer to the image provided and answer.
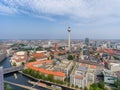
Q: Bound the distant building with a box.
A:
[53,43,59,50]
[0,67,4,90]
[11,51,28,66]
[50,50,66,55]
[48,41,52,46]
[85,38,89,46]
[116,44,120,50]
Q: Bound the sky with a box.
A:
[0,0,120,39]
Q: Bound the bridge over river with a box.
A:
[3,66,24,74]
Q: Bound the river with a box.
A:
[0,57,48,90]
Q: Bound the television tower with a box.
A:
[67,27,71,50]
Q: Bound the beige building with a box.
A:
[11,51,28,66]
[108,63,120,72]
[30,51,48,61]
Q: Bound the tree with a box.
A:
[104,87,108,90]
[90,83,98,89]
[98,80,105,89]
[51,55,54,59]
[75,85,78,88]
[72,84,74,87]
[84,86,88,90]
[29,58,36,62]
[47,74,54,82]
[13,62,16,66]
[67,83,70,87]
[114,80,120,89]
[89,86,94,90]
[68,55,74,60]
[96,87,101,90]
[55,80,63,84]
[89,81,105,90]
[41,73,46,80]
[80,87,82,90]
[22,62,25,65]
[4,83,14,90]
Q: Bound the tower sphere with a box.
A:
[68,27,71,32]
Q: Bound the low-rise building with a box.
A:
[53,60,73,77]
[70,63,96,88]
[50,50,66,55]
[108,63,120,72]
[11,51,27,66]
[116,71,120,81]
[103,69,117,84]
[25,60,66,81]
[30,51,48,61]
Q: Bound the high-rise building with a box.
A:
[48,41,51,46]
[67,27,71,50]
[85,38,89,46]
[0,67,4,90]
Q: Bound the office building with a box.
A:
[85,38,89,46]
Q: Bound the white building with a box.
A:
[108,63,120,72]
[11,51,28,66]
[103,69,117,84]
[116,44,120,50]
[70,63,96,88]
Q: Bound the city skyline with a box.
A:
[0,0,120,39]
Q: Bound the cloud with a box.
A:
[0,2,17,15]
[0,0,120,23]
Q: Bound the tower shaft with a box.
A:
[67,27,71,51]
[68,31,70,50]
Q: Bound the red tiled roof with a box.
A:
[89,65,96,69]
[103,49,114,54]
[75,75,83,79]
[81,63,87,66]
[50,50,66,55]
[30,53,46,59]
[25,60,65,77]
